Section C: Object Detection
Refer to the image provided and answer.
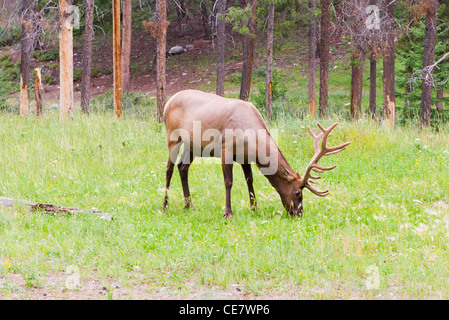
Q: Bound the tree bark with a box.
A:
[369,54,377,119]
[404,64,413,112]
[35,67,42,116]
[420,0,439,127]
[308,0,317,119]
[200,0,211,39]
[216,0,227,97]
[350,48,364,120]
[156,0,168,123]
[81,0,94,114]
[382,0,395,128]
[20,0,33,116]
[59,0,74,120]
[266,1,274,121]
[175,0,187,37]
[113,0,122,119]
[239,0,257,102]
[319,0,330,117]
[436,86,444,110]
[121,0,132,94]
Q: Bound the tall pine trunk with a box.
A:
[216,0,226,97]
[266,1,274,121]
[175,0,187,37]
[81,0,94,114]
[20,0,33,116]
[436,86,444,110]
[239,0,257,101]
[112,0,121,118]
[200,1,211,39]
[308,0,317,119]
[350,48,364,120]
[156,0,168,123]
[369,54,377,119]
[59,0,74,119]
[121,0,132,94]
[319,0,330,117]
[382,0,395,128]
[420,0,439,127]
[404,64,413,112]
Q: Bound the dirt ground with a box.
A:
[0,271,305,300]
[0,270,376,300]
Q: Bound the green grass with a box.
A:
[0,111,449,299]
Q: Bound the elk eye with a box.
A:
[295,190,301,197]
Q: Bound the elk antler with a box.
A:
[300,123,350,196]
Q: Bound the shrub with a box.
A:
[42,73,56,85]
[33,48,59,62]
[253,69,287,117]
[73,68,82,82]
[90,90,157,119]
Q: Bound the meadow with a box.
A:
[0,108,448,299]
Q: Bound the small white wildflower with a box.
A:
[413,223,429,238]
[373,213,386,221]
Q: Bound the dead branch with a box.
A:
[0,197,113,220]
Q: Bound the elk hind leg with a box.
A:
[162,140,182,212]
[178,147,195,209]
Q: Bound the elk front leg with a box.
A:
[241,163,257,210]
[221,161,234,219]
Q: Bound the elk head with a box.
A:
[276,122,350,216]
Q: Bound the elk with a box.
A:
[162,90,350,218]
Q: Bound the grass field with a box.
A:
[0,110,448,299]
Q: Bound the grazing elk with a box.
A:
[162,90,350,218]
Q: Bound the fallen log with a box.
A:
[0,197,113,220]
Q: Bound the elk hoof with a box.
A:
[184,198,194,209]
[223,211,234,219]
[250,201,257,211]
[183,202,194,210]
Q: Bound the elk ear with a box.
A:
[280,165,295,182]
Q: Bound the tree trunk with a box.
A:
[35,67,42,116]
[436,86,444,110]
[369,54,377,119]
[350,48,364,120]
[239,0,257,102]
[20,0,33,116]
[59,0,74,120]
[175,0,187,37]
[81,0,94,114]
[216,0,227,97]
[112,0,122,119]
[308,0,317,119]
[319,0,330,117]
[420,0,439,127]
[156,0,169,123]
[200,0,211,39]
[382,0,395,128]
[266,1,274,121]
[404,64,413,112]
[121,0,132,94]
